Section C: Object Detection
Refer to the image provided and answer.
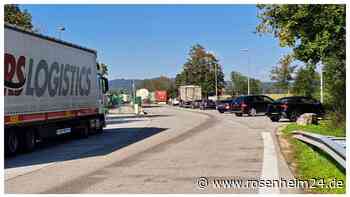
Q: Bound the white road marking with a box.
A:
[259,132,280,194]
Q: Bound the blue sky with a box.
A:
[22,5,292,81]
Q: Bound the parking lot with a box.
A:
[5,105,300,193]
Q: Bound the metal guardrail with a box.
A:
[293,131,346,169]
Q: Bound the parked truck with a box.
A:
[155,90,167,104]
[4,24,109,155]
[178,85,202,108]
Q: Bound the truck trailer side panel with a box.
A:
[5,27,99,117]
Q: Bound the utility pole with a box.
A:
[215,63,218,100]
[132,80,135,104]
[209,51,219,101]
[240,49,250,95]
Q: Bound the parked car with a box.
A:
[266,96,325,122]
[169,98,180,106]
[199,99,216,110]
[216,99,235,113]
[231,95,274,116]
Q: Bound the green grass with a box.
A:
[283,121,345,137]
[281,123,346,194]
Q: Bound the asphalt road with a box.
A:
[5,105,300,194]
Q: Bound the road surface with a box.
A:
[5,105,300,193]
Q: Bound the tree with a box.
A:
[230,71,248,95]
[5,4,33,30]
[257,5,345,65]
[292,64,320,97]
[270,54,297,93]
[250,78,262,95]
[257,4,346,122]
[230,71,262,96]
[175,44,225,98]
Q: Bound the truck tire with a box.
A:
[21,129,36,152]
[6,130,19,156]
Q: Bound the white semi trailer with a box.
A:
[4,24,109,155]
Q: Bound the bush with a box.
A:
[325,112,346,133]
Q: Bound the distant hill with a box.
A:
[108,79,142,93]
[108,77,175,93]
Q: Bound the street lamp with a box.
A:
[57,26,65,39]
[209,51,218,101]
[240,48,250,95]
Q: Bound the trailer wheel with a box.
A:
[21,129,36,152]
[6,130,19,156]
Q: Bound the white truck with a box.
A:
[4,24,109,155]
[178,85,202,108]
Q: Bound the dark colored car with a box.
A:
[200,99,216,110]
[266,96,325,122]
[216,99,235,113]
[231,95,274,116]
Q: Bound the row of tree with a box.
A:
[226,72,262,96]
[136,76,177,98]
[257,4,345,126]
[270,54,320,97]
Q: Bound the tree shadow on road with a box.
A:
[5,127,168,169]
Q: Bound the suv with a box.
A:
[231,95,274,116]
[266,96,325,122]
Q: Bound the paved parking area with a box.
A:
[5,105,299,194]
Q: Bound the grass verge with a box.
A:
[280,122,346,194]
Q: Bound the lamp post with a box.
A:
[320,64,324,103]
[209,51,218,101]
[57,26,65,39]
[240,49,250,95]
